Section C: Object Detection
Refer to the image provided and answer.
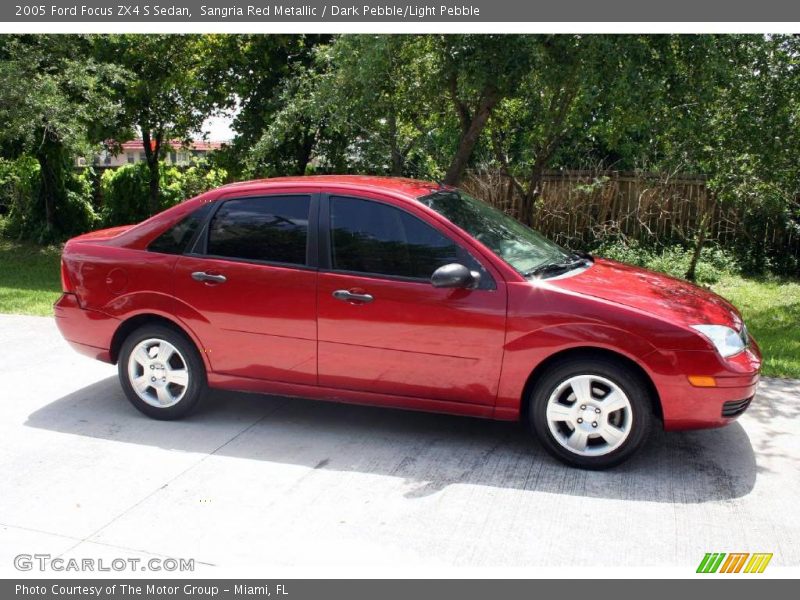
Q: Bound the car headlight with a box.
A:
[691,324,746,358]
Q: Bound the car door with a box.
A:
[172,190,319,385]
[316,193,507,406]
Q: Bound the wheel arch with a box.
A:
[519,346,663,425]
[109,313,206,367]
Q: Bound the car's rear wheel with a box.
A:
[118,324,206,420]
[528,357,654,469]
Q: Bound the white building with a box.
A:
[77,139,224,168]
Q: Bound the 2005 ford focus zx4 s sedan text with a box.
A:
[54,176,761,469]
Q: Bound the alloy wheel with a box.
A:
[126,338,190,408]
[545,374,633,456]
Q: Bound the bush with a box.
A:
[591,239,740,285]
[0,156,97,243]
[100,160,227,227]
[0,156,40,237]
[178,162,229,199]
[100,162,153,226]
[61,167,99,236]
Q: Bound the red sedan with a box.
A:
[54,176,761,468]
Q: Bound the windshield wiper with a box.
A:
[524,252,593,279]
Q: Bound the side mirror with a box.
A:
[431,263,480,289]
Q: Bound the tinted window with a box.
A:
[207,196,310,265]
[148,203,213,255]
[330,196,485,281]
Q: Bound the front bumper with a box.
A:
[646,345,762,431]
[54,293,117,363]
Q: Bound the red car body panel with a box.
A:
[555,258,743,330]
[55,175,762,430]
[317,270,506,405]
[173,255,318,385]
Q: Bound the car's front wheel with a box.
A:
[528,356,654,469]
[118,324,206,420]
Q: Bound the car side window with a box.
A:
[148,203,213,255]
[329,195,491,286]
[207,195,310,265]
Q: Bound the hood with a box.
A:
[552,258,742,329]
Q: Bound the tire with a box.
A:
[118,324,207,420]
[528,356,654,469]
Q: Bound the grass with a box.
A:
[0,238,798,378]
[0,239,62,316]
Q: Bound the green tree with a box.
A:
[435,35,537,185]
[0,35,125,238]
[250,35,442,178]
[488,35,679,225]
[219,34,328,178]
[248,34,537,183]
[666,35,800,276]
[610,35,800,276]
[95,34,232,214]
[310,35,436,176]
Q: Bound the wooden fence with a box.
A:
[461,169,800,263]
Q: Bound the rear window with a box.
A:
[206,195,310,265]
[148,203,213,255]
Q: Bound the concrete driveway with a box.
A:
[1,314,798,574]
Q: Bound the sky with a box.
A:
[201,112,237,142]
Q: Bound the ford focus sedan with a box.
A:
[54,176,761,469]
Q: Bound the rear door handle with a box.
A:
[191,271,227,284]
[332,289,374,304]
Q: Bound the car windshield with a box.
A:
[419,190,572,276]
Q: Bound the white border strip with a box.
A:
[1,21,800,34]
[5,565,799,579]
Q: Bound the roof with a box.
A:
[218,175,444,199]
[117,139,224,152]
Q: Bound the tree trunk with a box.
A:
[685,223,707,282]
[147,159,159,215]
[686,194,717,282]
[35,137,67,235]
[443,88,500,186]
[518,191,538,228]
[294,130,317,175]
[38,154,57,233]
[518,162,546,227]
[388,107,404,176]
[141,129,162,216]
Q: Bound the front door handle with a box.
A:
[191,271,227,284]
[332,289,374,304]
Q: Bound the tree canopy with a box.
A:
[0,34,798,274]
[0,35,126,237]
[93,34,233,213]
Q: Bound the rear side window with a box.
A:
[329,195,489,284]
[148,203,213,255]
[207,195,310,265]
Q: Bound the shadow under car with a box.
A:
[25,375,757,503]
